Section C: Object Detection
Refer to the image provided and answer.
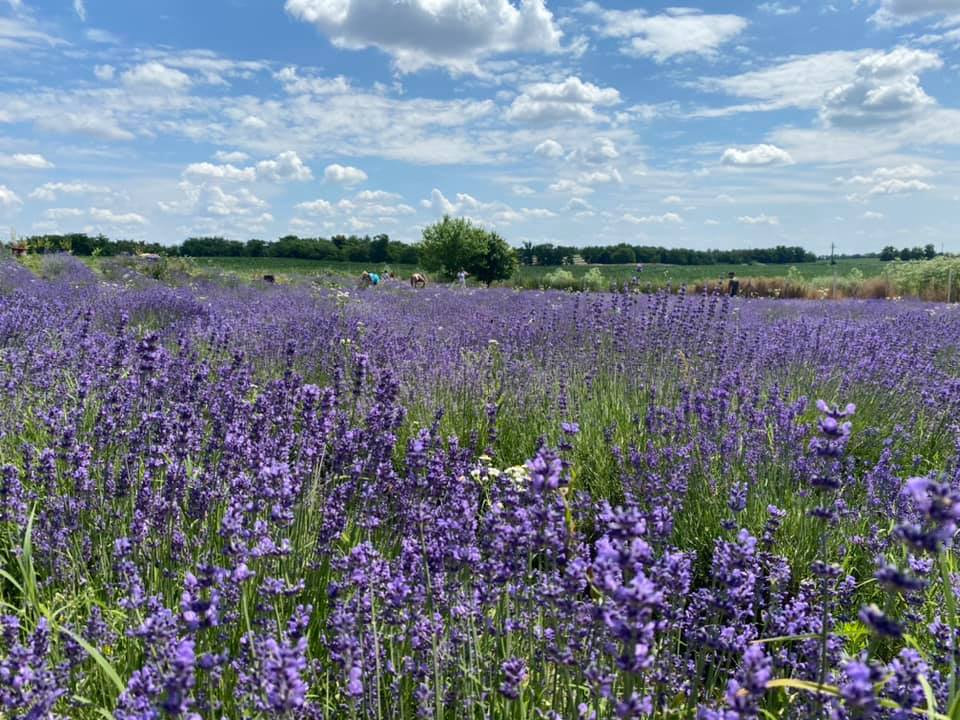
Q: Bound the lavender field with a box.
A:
[2,255,960,719]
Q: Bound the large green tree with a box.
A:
[418,216,517,284]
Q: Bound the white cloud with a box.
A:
[296,198,335,215]
[213,150,250,164]
[567,137,620,165]
[699,50,869,115]
[0,153,54,169]
[285,0,563,74]
[841,164,936,200]
[90,208,147,225]
[256,151,313,182]
[121,62,192,92]
[578,169,622,184]
[85,28,119,44]
[74,0,86,21]
[522,207,556,218]
[356,190,401,202]
[0,16,63,50]
[184,162,257,182]
[864,178,934,195]
[183,152,313,183]
[512,184,536,196]
[36,112,135,141]
[158,181,268,219]
[94,64,115,81]
[871,0,960,26]
[506,76,620,123]
[842,163,935,184]
[44,208,85,220]
[737,214,779,225]
[758,2,800,15]
[548,179,594,195]
[534,139,564,158]
[819,47,943,127]
[580,3,748,61]
[662,195,682,204]
[29,182,112,201]
[323,163,367,185]
[862,211,885,219]
[275,66,351,95]
[720,144,795,166]
[623,212,682,224]
[0,185,23,210]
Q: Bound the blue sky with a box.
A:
[1,0,958,253]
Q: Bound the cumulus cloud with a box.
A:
[90,207,147,225]
[841,163,936,199]
[534,139,564,158]
[720,144,795,166]
[580,2,747,61]
[256,151,313,182]
[323,163,368,185]
[74,0,86,21]
[29,182,112,201]
[737,214,779,225]
[662,195,682,204]
[184,162,257,182]
[157,182,269,219]
[548,179,593,195]
[506,76,620,123]
[285,0,563,74]
[275,66,351,95]
[94,64,115,81]
[0,185,23,210]
[566,137,620,165]
[512,184,536,196]
[296,198,335,215]
[819,47,943,127]
[862,210,885,219]
[0,153,54,169]
[623,212,682,224]
[183,152,313,183]
[121,62,192,92]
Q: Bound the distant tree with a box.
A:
[924,243,937,260]
[899,247,913,261]
[246,238,267,257]
[880,246,898,261]
[609,245,636,264]
[418,216,517,284]
[370,234,390,263]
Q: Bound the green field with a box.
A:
[131,255,886,286]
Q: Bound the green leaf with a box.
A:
[58,626,125,695]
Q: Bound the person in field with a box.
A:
[727,271,740,297]
[360,271,381,288]
[457,269,468,288]
[410,272,426,288]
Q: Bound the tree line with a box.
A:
[10,230,943,270]
[879,245,938,261]
[520,242,818,266]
